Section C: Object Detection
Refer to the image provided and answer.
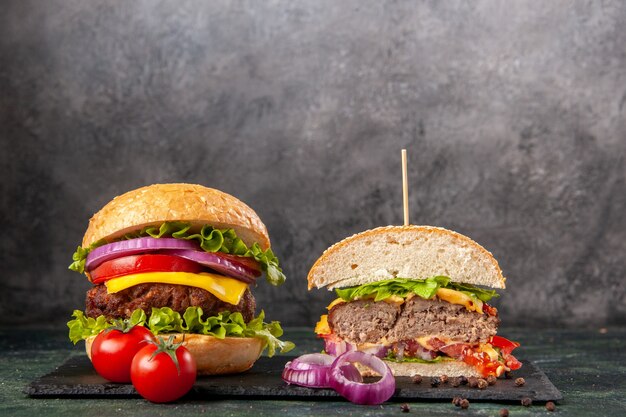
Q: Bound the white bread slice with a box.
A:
[307,225,505,290]
[357,359,484,378]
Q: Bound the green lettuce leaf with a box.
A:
[68,240,106,275]
[446,282,499,302]
[69,222,285,286]
[335,276,450,302]
[67,307,294,357]
[334,276,498,303]
[67,309,147,343]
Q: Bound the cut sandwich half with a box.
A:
[308,225,521,378]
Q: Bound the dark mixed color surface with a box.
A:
[3,326,625,416]
[1,1,625,328]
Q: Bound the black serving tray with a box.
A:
[26,355,562,403]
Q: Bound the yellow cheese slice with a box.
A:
[326,298,345,310]
[315,314,331,335]
[326,294,405,311]
[105,272,248,306]
[436,288,484,314]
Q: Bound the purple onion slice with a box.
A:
[86,237,199,271]
[329,351,396,405]
[282,353,362,388]
[85,238,260,283]
[161,249,259,283]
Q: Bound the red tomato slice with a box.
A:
[489,335,520,356]
[439,343,504,377]
[90,254,205,284]
[489,335,522,370]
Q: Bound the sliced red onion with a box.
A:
[324,339,389,358]
[86,238,260,283]
[86,238,199,271]
[288,353,334,370]
[161,249,260,284]
[329,351,396,405]
[324,339,356,357]
[282,354,362,388]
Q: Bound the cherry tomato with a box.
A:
[131,337,197,403]
[91,325,155,383]
[90,254,205,283]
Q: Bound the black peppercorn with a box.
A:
[515,377,526,387]
[411,375,422,384]
[400,403,410,413]
[450,377,461,387]
[521,397,533,407]
[460,399,470,409]
[546,401,556,411]
[477,378,488,389]
[487,375,497,385]
[499,408,509,417]
[452,397,463,407]
[431,376,441,387]
[468,377,479,388]
[440,374,448,384]
[459,375,469,385]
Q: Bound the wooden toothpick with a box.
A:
[401,149,409,226]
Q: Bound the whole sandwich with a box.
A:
[309,225,521,378]
[68,183,293,374]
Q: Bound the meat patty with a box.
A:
[386,296,499,344]
[85,283,256,322]
[328,300,401,344]
[328,296,499,345]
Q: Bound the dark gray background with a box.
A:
[1,0,624,328]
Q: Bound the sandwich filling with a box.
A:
[315,277,520,377]
[68,221,294,357]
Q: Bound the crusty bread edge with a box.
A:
[82,183,270,250]
[307,225,505,289]
[85,333,264,375]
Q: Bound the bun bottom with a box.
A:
[357,360,483,378]
[85,334,264,375]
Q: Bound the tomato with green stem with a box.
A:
[131,336,197,403]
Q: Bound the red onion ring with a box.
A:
[324,339,389,358]
[329,351,396,405]
[86,238,199,271]
[85,238,261,283]
[160,249,260,283]
[282,354,362,388]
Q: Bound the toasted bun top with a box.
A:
[82,183,270,250]
[307,225,505,290]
